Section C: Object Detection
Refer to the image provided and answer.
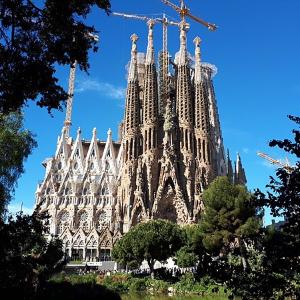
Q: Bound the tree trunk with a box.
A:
[239,238,248,271]
[148,260,155,279]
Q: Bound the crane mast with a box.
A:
[64,60,77,138]
[63,33,98,139]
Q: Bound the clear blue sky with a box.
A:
[10,0,300,224]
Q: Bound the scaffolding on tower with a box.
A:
[112,12,180,115]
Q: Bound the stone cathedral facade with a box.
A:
[35,21,246,261]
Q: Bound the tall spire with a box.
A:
[194,36,202,83]
[227,149,233,183]
[124,34,141,161]
[194,36,209,133]
[234,153,247,185]
[128,33,138,82]
[142,21,159,154]
[176,21,193,126]
[145,20,155,65]
[178,21,190,66]
[193,35,213,184]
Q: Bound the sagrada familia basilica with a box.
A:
[35,13,246,261]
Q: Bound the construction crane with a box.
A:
[64,61,77,138]
[257,152,294,173]
[161,0,217,31]
[112,12,180,111]
[64,33,99,139]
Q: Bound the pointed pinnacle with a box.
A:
[130,33,139,43]
[193,36,202,46]
[107,128,112,136]
[92,127,97,137]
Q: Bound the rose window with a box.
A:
[60,211,70,222]
[79,211,88,222]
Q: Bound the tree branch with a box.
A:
[27,0,43,13]
[0,27,10,46]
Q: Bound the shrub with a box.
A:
[145,278,169,293]
[174,272,228,296]
[128,278,147,292]
[97,273,131,293]
[50,273,97,285]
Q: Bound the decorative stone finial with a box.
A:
[193,36,202,47]
[147,19,155,28]
[130,33,138,44]
[77,127,81,135]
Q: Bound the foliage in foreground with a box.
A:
[0,112,36,217]
[37,281,121,300]
[51,272,229,297]
[0,211,65,299]
[112,219,184,278]
[0,0,111,114]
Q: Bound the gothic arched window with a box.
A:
[96,211,108,231]
[82,222,89,232]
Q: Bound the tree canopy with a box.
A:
[0,210,65,298]
[175,224,204,268]
[0,112,36,217]
[254,115,300,281]
[199,176,261,256]
[112,219,184,278]
[0,0,111,114]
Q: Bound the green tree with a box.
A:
[112,219,184,278]
[0,112,66,298]
[0,112,36,217]
[0,210,65,299]
[253,115,300,298]
[256,115,300,249]
[176,246,198,268]
[176,225,205,269]
[199,177,262,268]
[224,115,300,299]
[0,0,111,113]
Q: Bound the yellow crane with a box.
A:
[161,0,217,31]
[257,152,294,173]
